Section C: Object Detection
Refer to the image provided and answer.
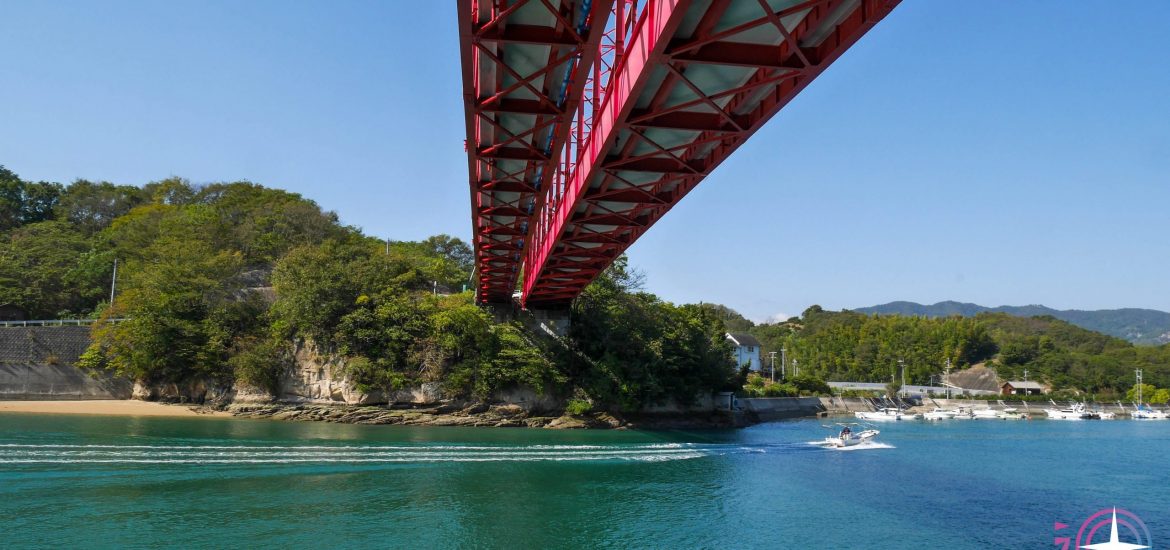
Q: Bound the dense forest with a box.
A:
[0,165,735,410]
[720,305,1170,399]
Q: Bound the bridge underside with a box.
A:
[459,0,900,308]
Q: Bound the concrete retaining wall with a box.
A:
[0,363,131,400]
[0,326,90,364]
[0,326,132,400]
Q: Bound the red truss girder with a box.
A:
[517,0,901,307]
[458,0,616,303]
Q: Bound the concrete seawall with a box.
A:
[0,363,131,400]
[737,397,826,422]
[0,326,131,400]
[731,397,886,423]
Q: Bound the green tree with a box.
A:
[0,221,104,317]
[1151,388,1170,405]
[568,257,735,410]
[88,235,246,383]
[1126,383,1159,403]
[0,166,63,230]
[55,179,149,233]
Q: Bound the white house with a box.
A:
[726,332,761,371]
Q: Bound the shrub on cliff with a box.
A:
[229,336,292,395]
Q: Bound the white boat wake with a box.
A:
[805,440,895,451]
[0,442,762,465]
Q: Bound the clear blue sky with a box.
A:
[3,1,1168,321]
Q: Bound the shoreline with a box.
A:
[226,403,740,430]
[0,399,740,429]
[0,400,230,418]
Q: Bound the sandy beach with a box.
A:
[0,400,230,417]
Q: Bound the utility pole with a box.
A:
[109,258,118,306]
[900,359,906,398]
[768,351,777,383]
[792,358,798,378]
[944,358,952,399]
[1136,369,1143,404]
[1023,369,1028,383]
[780,347,787,380]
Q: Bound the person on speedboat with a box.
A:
[840,426,851,439]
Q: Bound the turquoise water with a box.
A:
[1,414,1167,548]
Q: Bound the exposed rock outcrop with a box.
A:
[945,364,1002,393]
[225,402,738,429]
[227,403,566,428]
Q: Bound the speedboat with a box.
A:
[855,408,904,421]
[815,425,880,448]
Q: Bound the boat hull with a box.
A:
[818,429,880,448]
[854,412,901,421]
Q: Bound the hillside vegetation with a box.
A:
[0,165,735,410]
[724,305,1170,398]
[855,300,1170,345]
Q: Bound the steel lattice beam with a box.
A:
[459,0,616,303]
[460,0,901,307]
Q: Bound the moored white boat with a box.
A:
[1130,404,1168,419]
[999,407,1027,420]
[854,408,904,421]
[1044,402,1098,420]
[923,408,956,421]
[1127,371,1167,419]
[972,406,1027,419]
[972,408,1000,419]
[949,407,975,419]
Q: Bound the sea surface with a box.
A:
[1,413,1167,549]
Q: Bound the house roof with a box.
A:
[725,332,761,347]
[1003,380,1044,390]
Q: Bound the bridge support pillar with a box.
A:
[482,301,517,324]
[528,307,571,338]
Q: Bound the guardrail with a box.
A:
[0,319,128,328]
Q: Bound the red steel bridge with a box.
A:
[459,0,900,307]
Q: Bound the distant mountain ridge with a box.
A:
[853,301,1170,346]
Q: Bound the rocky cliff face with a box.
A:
[268,340,442,406]
[236,340,560,413]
